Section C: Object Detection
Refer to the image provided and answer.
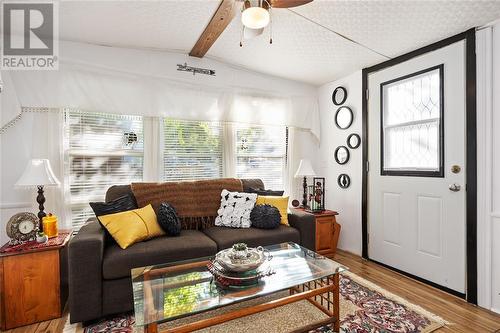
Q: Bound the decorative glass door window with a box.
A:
[380,65,444,177]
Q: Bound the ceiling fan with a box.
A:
[189,0,313,58]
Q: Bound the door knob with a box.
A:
[449,184,461,192]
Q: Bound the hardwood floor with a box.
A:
[332,250,500,333]
[2,249,500,333]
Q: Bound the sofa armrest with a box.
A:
[288,210,316,251]
[69,219,105,323]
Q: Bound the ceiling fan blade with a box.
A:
[189,0,238,58]
[270,0,313,8]
[243,27,264,39]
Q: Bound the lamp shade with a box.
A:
[15,159,60,187]
[294,159,316,178]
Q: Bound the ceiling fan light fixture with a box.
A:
[243,26,264,39]
[241,6,270,29]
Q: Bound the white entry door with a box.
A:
[367,41,466,293]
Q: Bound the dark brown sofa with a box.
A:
[68,179,316,323]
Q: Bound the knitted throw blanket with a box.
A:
[131,179,243,230]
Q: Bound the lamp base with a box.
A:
[302,176,308,208]
[36,185,46,233]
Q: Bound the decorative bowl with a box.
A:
[215,246,272,272]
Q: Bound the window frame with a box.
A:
[379,64,445,178]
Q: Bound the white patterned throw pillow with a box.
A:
[215,190,258,228]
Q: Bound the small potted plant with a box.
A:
[231,243,248,260]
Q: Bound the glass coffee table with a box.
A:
[132,242,348,333]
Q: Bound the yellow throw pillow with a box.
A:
[99,204,165,249]
[256,196,289,225]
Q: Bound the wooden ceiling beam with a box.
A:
[189,0,238,58]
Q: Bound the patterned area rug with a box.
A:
[65,273,446,333]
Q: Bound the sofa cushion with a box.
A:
[102,230,217,279]
[99,204,165,249]
[256,196,290,226]
[203,225,300,250]
[215,190,257,228]
[247,188,285,196]
[157,202,181,236]
[250,204,281,229]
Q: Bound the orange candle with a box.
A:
[42,213,58,238]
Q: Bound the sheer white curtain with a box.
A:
[28,108,70,227]
[143,117,162,182]
[0,71,22,133]
[222,122,236,178]
[284,127,296,198]
[6,67,320,139]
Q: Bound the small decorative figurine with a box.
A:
[307,177,325,212]
[36,232,49,243]
[231,243,249,259]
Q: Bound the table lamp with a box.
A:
[15,159,60,233]
[294,159,316,209]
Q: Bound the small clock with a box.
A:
[6,212,38,243]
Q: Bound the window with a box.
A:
[235,125,287,190]
[381,65,444,177]
[163,119,223,181]
[64,113,288,229]
[65,110,144,229]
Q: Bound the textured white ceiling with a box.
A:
[59,1,221,52]
[60,0,500,85]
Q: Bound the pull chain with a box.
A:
[240,25,244,47]
[269,6,273,44]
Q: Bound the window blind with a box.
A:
[235,125,287,190]
[163,119,223,181]
[65,110,144,230]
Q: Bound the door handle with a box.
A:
[449,184,461,192]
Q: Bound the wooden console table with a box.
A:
[294,209,341,257]
[0,232,70,330]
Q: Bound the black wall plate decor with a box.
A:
[334,146,350,165]
[337,174,351,188]
[334,106,353,129]
[347,133,361,149]
[332,86,347,106]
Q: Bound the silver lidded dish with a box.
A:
[215,243,272,272]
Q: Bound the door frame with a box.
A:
[361,28,477,304]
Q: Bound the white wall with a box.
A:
[491,22,500,315]
[0,41,319,245]
[316,71,363,255]
[315,29,500,313]
[477,23,500,313]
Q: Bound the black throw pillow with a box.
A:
[250,204,281,229]
[248,188,285,196]
[89,194,138,243]
[89,194,138,217]
[157,202,181,236]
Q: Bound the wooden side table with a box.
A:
[294,209,341,257]
[0,232,70,330]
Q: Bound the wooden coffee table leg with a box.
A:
[145,323,158,333]
[333,274,340,332]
